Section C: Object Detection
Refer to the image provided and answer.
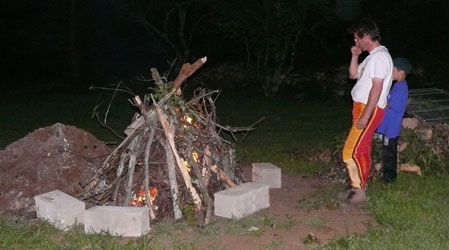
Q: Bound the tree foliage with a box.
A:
[112,0,214,70]
[215,0,334,95]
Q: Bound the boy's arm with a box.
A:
[387,87,408,113]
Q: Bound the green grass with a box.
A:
[216,94,351,173]
[320,175,449,250]
[1,89,449,249]
[0,220,152,250]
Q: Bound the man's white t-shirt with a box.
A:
[351,46,393,109]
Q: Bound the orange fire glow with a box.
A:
[182,115,201,129]
[183,115,193,124]
[133,187,158,206]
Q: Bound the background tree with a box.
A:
[112,0,214,75]
[215,0,334,96]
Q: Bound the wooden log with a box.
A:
[402,117,420,129]
[186,135,212,225]
[163,140,183,220]
[221,149,235,181]
[203,146,212,187]
[210,165,236,187]
[190,157,213,225]
[111,152,127,204]
[144,125,157,220]
[123,137,138,205]
[77,126,143,198]
[416,129,433,140]
[156,106,202,210]
[399,163,422,176]
[173,57,207,91]
[125,115,145,136]
[154,58,207,105]
[398,140,408,152]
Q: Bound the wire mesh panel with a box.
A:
[406,88,449,124]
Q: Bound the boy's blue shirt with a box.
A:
[376,80,409,138]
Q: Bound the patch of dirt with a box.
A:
[207,167,375,249]
[0,123,109,219]
[187,167,375,250]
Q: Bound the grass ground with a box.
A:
[323,175,449,250]
[1,89,448,249]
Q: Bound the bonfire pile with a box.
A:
[77,58,257,224]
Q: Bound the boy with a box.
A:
[376,57,412,183]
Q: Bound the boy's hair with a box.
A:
[393,57,412,74]
[349,18,381,42]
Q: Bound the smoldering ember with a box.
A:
[0,57,264,225]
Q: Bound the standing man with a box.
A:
[376,57,412,183]
[342,19,393,206]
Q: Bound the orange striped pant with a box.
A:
[342,102,384,189]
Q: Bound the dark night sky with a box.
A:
[2,1,166,91]
[2,1,449,93]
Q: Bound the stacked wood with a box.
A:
[77,58,260,225]
[402,117,420,129]
[399,164,422,176]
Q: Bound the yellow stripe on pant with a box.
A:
[342,102,384,189]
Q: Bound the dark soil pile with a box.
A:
[0,123,109,220]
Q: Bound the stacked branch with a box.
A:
[78,57,260,224]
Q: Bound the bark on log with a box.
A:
[399,163,422,176]
[173,57,207,91]
[123,137,138,205]
[163,140,183,220]
[78,126,142,198]
[190,158,213,225]
[156,106,202,210]
[144,125,157,220]
[210,165,236,187]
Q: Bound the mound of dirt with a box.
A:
[0,123,109,220]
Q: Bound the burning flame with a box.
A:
[192,151,200,163]
[133,187,158,206]
[183,160,192,172]
[183,115,193,124]
[182,115,201,129]
[182,151,200,173]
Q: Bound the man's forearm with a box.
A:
[349,56,359,79]
[362,81,383,119]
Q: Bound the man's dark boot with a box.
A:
[347,188,366,206]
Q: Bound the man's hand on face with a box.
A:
[351,46,362,56]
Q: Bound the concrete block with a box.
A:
[34,190,85,230]
[84,206,150,237]
[214,182,269,219]
[252,162,281,188]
